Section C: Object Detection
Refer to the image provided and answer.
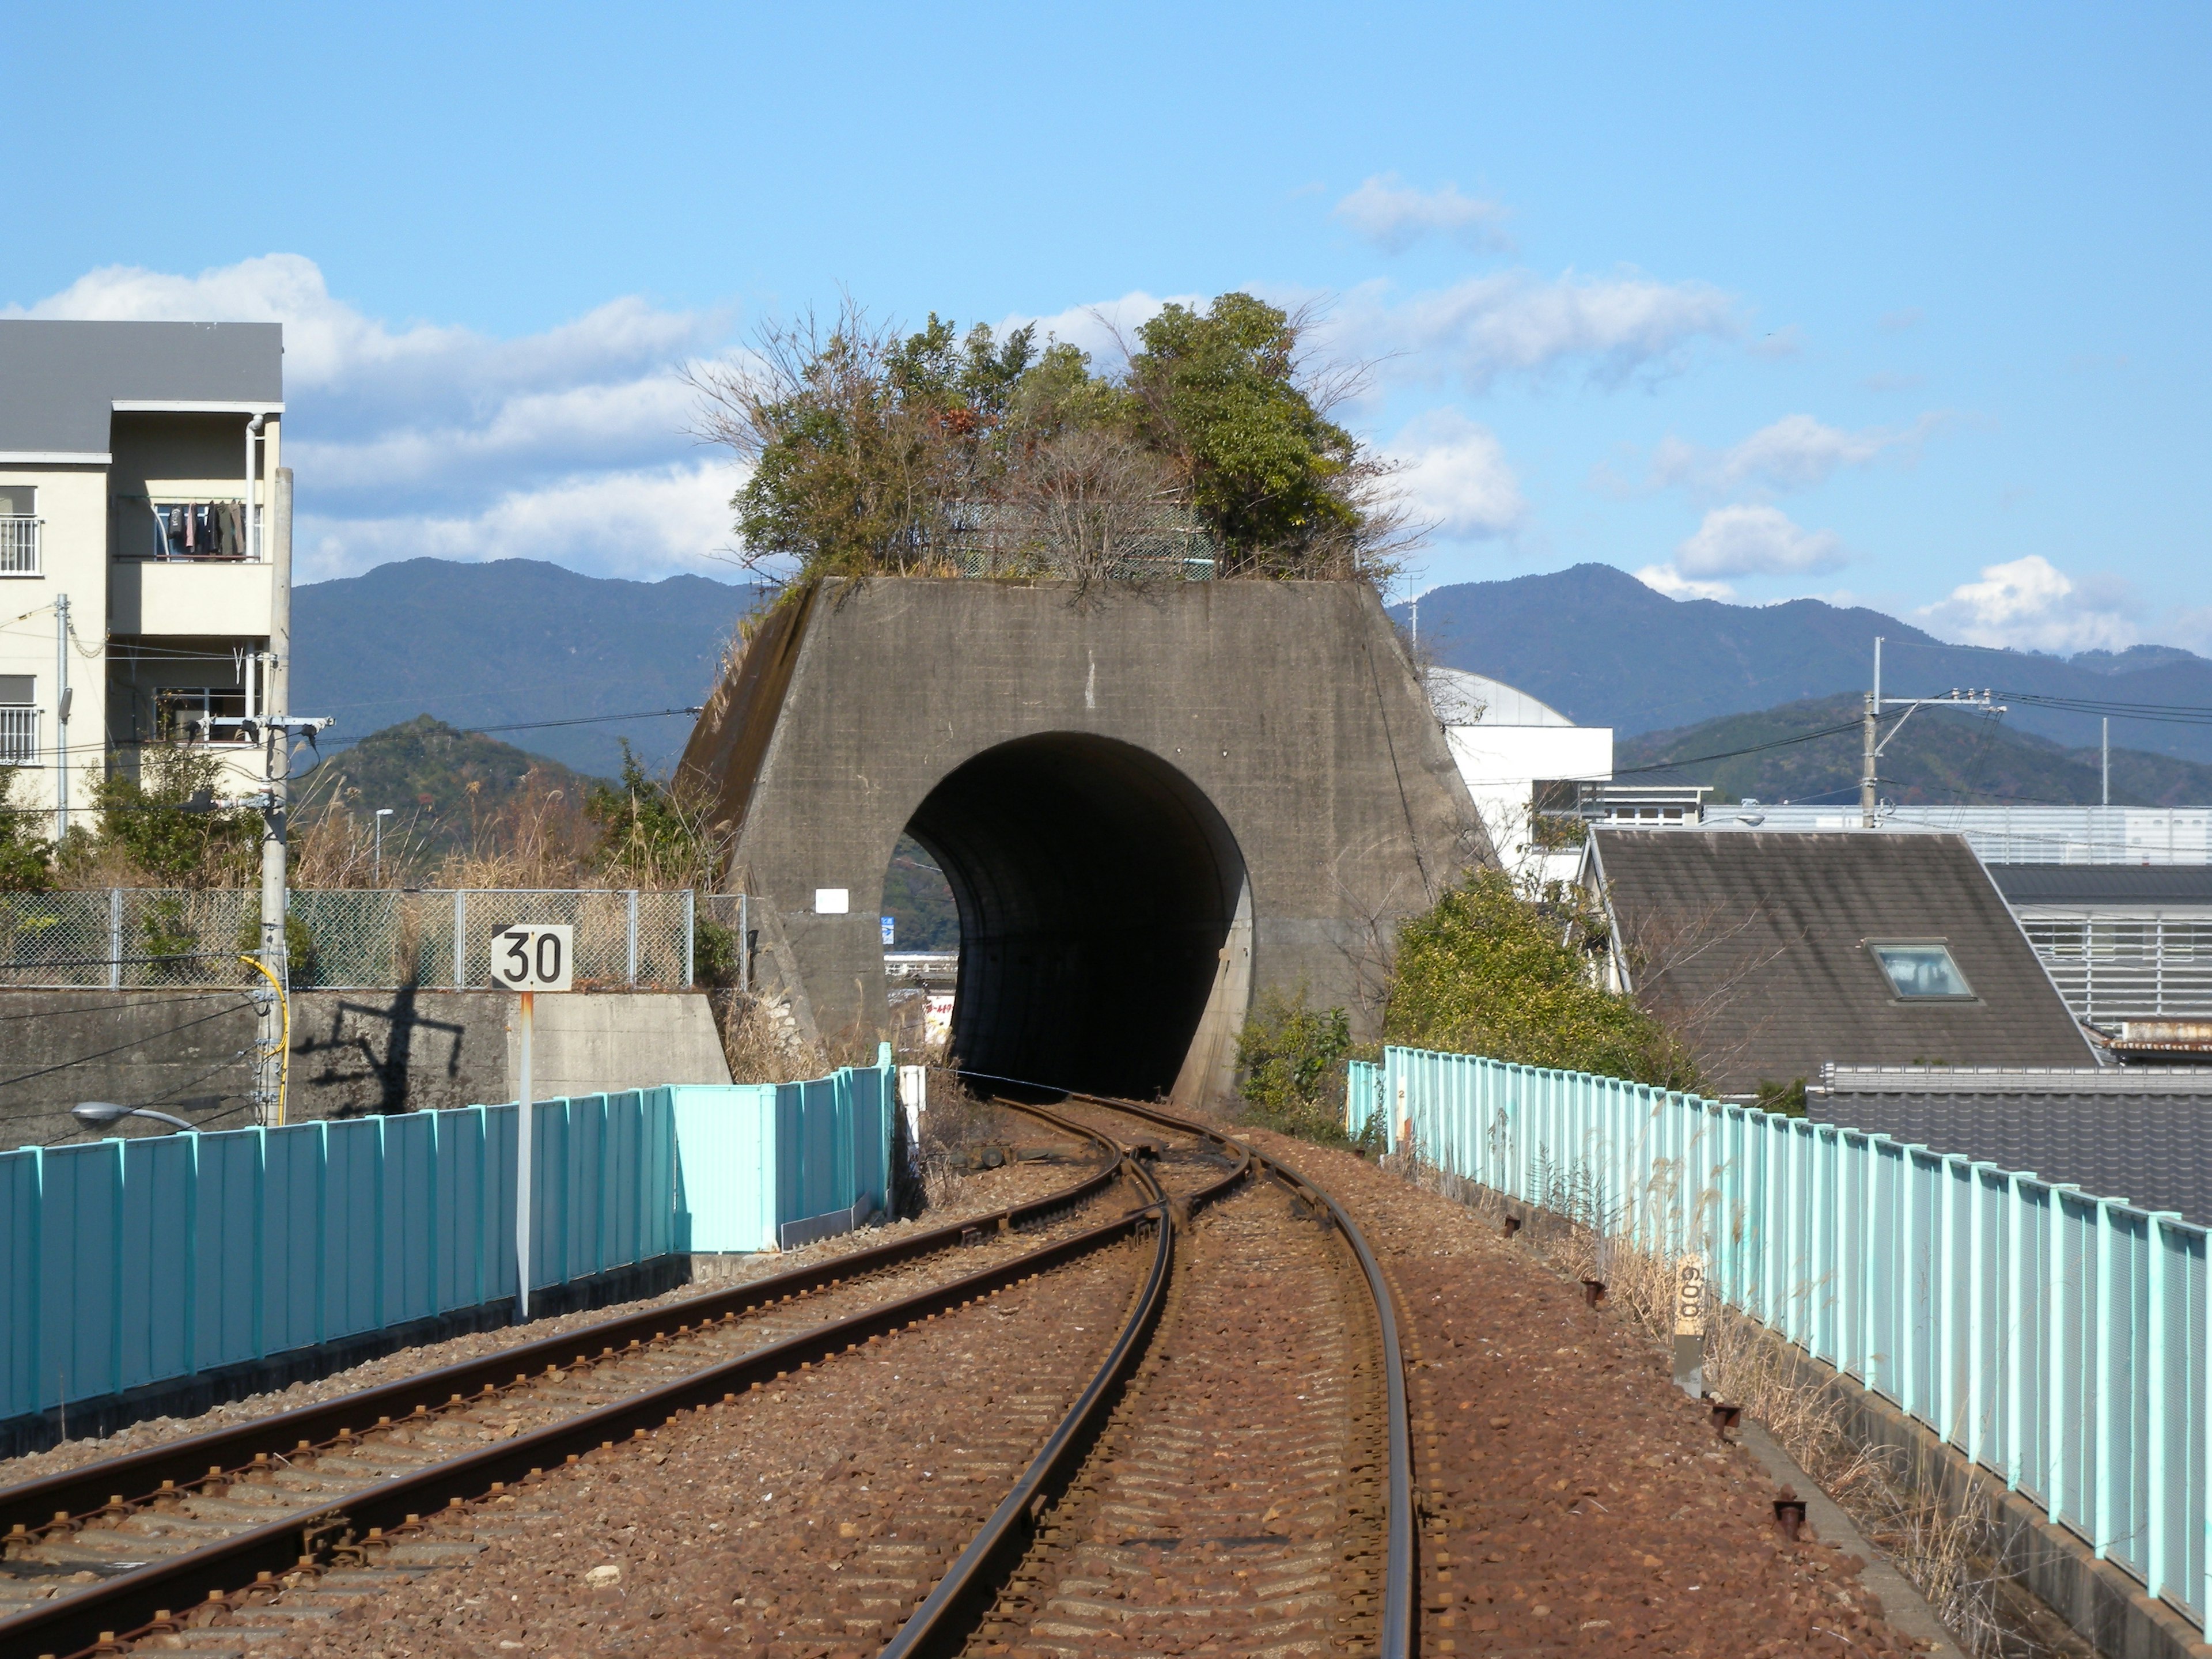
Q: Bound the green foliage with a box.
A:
[306,714,596,858]
[0,767,53,891]
[1126,294,1361,572]
[233,908,320,983]
[1385,869,1700,1091]
[1235,986,1364,1145]
[1754,1076,1808,1116]
[694,918,742,988]
[584,741,725,888]
[92,746,257,888]
[698,292,1400,590]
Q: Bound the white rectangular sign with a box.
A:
[815,888,850,915]
[487,924,574,992]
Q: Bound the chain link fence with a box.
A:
[0,889,698,990]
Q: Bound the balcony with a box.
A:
[0,706,36,765]
[0,516,37,576]
[118,499,263,564]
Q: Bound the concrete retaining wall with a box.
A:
[1,988,732,1145]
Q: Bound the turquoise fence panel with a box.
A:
[1346,1060,1381,1138]
[2,1058,885,1427]
[0,1150,40,1412]
[671,1085,779,1252]
[1382,1041,2212,1637]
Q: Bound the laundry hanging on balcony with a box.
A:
[152,500,248,559]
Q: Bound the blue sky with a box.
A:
[6,4,2207,653]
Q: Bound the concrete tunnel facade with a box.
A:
[677,578,1489,1107]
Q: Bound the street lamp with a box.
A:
[73,1101,193,1134]
[373,808,395,885]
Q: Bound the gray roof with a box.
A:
[0,320,282,455]
[1987,863,2212,907]
[1807,1074,2212,1226]
[1589,828,2097,1094]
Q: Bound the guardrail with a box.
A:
[0,1050,895,1427]
[1366,1044,2212,1637]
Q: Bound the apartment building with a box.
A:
[0,320,285,835]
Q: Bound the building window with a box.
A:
[0,674,35,763]
[0,486,36,576]
[1869,941,1976,1001]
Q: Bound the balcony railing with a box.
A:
[0,707,36,766]
[0,517,37,575]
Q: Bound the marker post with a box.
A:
[488,924,573,1325]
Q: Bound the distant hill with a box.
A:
[298,715,599,856]
[293,558,764,778]
[1615,693,2212,808]
[1397,563,2212,764]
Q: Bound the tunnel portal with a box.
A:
[677,578,1484,1109]
[907,733,1246,1100]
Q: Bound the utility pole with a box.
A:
[253,468,294,1126]
[1861,637,1881,828]
[1859,634,2003,827]
[54,593,69,842]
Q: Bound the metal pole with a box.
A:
[54,593,68,842]
[2101,717,2109,806]
[1861,636,1881,829]
[256,468,294,1127]
[516,988,533,1324]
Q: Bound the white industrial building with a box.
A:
[0,320,286,836]
[1426,668,1613,886]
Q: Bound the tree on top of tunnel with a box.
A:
[1124,294,1402,582]
[689,293,1412,589]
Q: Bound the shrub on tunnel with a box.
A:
[1383,869,1701,1092]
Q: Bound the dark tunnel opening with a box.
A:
[903,733,1248,1100]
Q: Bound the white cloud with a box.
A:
[1384,409,1525,538]
[998,290,1203,367]
[1646,411,1946,496]
[1675,504,1845,579]
[297,460,745,585]
[1634,564,1736,601]
[1338,268,1738,392]
[1916,555,2140,654]
[13,253,744,578]
[1332,175,1512,254]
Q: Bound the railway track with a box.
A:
[0,1110,1125,1658]
[2,1092,1412,1659]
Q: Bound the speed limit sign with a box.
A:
[488,924,574,992]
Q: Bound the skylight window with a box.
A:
[1869,942,1975,1001]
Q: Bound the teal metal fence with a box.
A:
[671,1052,897,1253]
[0,1049,897,1427]
[1377,1043,2212,1636]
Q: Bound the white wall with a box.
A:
[1445,722,1613,885]
[0,463,110,821]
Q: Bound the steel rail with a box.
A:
[1022,1085,1418,1659]
[877,1100,1253,1658]
[0,1119,1119,1544]
[1,1109,1132,1659]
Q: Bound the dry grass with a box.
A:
[1392,1143,2061,1659]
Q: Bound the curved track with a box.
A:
[0,1109,1128,1658]
[3,1092,1414,1659]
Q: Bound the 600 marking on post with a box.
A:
[488,924,574,992]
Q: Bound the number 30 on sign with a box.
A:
[488,924,574,992]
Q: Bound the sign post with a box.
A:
[1673,1253,1707,1398]
[489,924,573,1322]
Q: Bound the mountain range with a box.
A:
[1615,694,2212,808]
[293,558,764,778]
[291,558,2212,793]
[1394,563,2212,764]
